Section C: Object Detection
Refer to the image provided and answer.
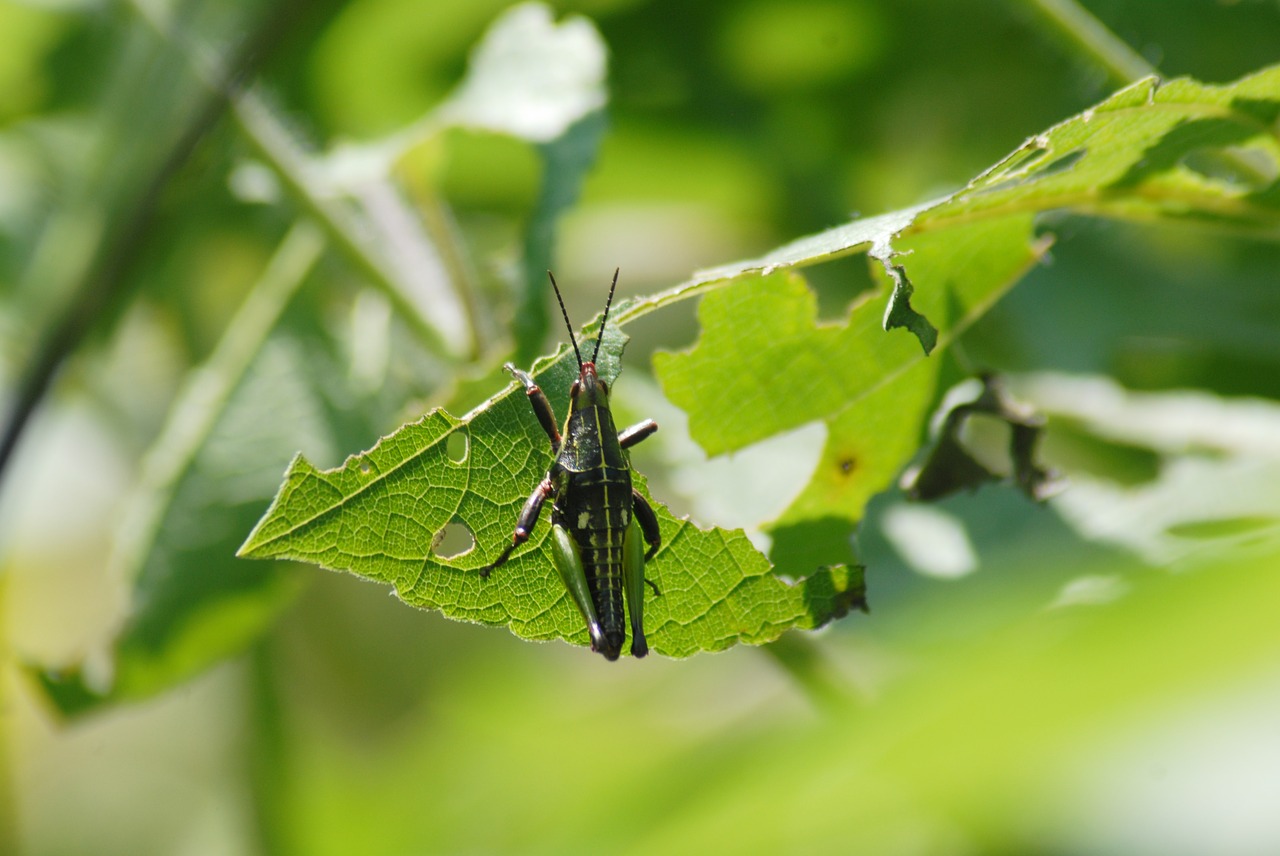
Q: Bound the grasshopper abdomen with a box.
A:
[556,445,633,659]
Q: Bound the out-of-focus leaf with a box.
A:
[310,2,611,359]
[1021,373,1280,565]
[516,110,607,363]
[239,325,865,657]
[31,225,327,716]
[435,3,605,142]
[903,373,1057,502]
[433,3,610,361]
[609,546,1280,855]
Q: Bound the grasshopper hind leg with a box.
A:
[623,517,649,658]
[549,524,611,658]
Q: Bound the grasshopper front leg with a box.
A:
[505,363,562,453]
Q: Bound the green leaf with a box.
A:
[670,64,1280,296]
[241,62,1280,657]
[239,326,865,657]
[660,212,1039,577]
[645,63,1280,573]
[933,67,1280,227]
[654,215,1044,561]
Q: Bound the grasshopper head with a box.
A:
[570,362,609,411]
[549,267,620,416]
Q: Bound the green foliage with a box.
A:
[234,59,1280,661]
[238,325,865,656]
[6,2,1280,853]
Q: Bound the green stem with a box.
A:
[1012,0,1155,85]
[760,633,858,713]
[0,574,16,856]
[247,638,293,856]
[124,0,454,359]
[108,222,323,585]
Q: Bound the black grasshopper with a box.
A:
[480,270,661,660]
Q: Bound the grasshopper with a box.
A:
[480,269,661,660]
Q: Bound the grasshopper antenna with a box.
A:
[548,271,583,369]
[592,268,620,364]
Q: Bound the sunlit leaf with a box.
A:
[239,325,865,657]
[436,2,606,142]
[643,63,1280,574]
[655,215,1044,572]
[672,63,1280,315]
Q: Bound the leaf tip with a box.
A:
[236,451,317,561]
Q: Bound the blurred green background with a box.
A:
[3,0,1280,854]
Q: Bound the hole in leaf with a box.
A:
[994,146,1050,177]
[804,253,877,322]
[359,460,372,475]
[1181,146,1276,192]
[446,431,469,464]
[1034,148,1086,178]
[977,147,1085,194]
[433,518,476,559]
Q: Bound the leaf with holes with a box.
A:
[655,213,1045,573]
[238,323,865,657]
[644,63,1280,574]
